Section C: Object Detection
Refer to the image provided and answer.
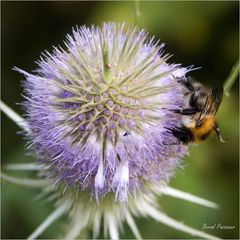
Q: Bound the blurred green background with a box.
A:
[1,1,239,239]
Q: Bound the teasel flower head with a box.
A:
[2,22,219,239]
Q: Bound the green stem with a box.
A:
[134,0,141,25]
[223,60,239,97]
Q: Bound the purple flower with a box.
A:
[0,22,218,239]
[15,23,190,203]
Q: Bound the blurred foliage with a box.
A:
[1,1,239,239]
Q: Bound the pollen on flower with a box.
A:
[16,22,190,203]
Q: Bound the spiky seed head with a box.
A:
[17,22,189,202]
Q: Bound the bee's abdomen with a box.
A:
[190,116,215,142]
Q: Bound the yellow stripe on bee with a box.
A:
[190,116,215,142]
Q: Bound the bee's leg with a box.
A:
[163,140,181,145]
[165,126,192,144]
[171,108,197,115]
[214,123,228,143]
[176,77,195,92]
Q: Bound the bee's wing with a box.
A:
[208,86,223,115]
[199,86,223,120]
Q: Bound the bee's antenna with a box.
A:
[214,123,228,143]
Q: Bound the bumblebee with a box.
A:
[168,76,226,144]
